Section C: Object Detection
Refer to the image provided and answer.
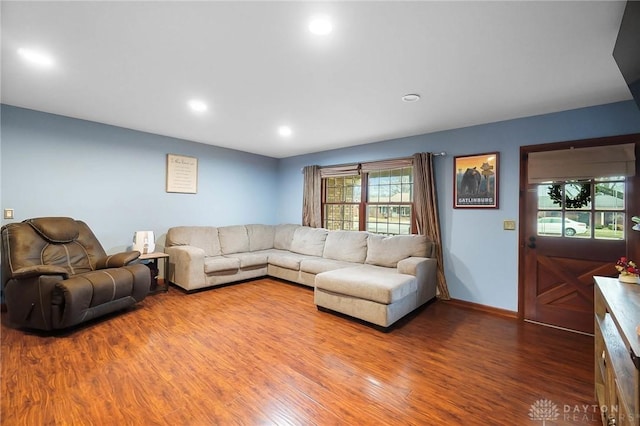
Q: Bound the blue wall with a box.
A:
[276,101,640,311]
[0,105,279,252]
[2,101,640,311]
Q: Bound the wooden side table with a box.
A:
[139,252,170,294]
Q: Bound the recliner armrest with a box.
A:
[95,251,141,269]
[12,265,69,280]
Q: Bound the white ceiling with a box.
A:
[1,1,633,158]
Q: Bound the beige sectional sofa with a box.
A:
[165,224,437,328]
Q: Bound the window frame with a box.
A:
[321,166,417,235]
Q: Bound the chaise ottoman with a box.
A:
[314,265,419,329]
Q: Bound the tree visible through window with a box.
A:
[322,166,414,235]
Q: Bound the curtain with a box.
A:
[413,152,450,300]
[302,165,322,228]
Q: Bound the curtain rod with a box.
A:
[299,152,447,173]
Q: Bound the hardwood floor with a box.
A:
[1,278,599,425]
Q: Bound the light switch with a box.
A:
[4,208,14,220]
[503,220,516,230]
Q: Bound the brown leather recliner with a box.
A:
[1,217,150,330]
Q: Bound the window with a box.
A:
[324,175,361,231]
[322,165,414,235]
[536,177,626,240]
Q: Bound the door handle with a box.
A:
[527,236,536,249]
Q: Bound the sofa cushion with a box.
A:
[274,224,300,250]
[218,225,250,254]
[290,227,328,257]
[365,234,429,268]
[268,252,315,271]
[167,226,221,257]
[299,258,355,275]
[246,224,275,251]
[224,252,269,269]
[204,256,240,273]
[322,231,368,263]
[315,265,417,304]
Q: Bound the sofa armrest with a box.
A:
[397,257,437,304]
[95,251,141,269]
[12,265,69,280]
[397,256,432,275]
[165,245,206,290]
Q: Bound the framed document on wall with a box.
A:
[166,154,198,194]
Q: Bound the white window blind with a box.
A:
[319,164,361,178]
[528,143,636,183]
[319,157,413,177]
[360,158,413,172]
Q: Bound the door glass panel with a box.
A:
[594,181,625,210]
[595,212,625,240]
[537,212,590,238]
[537,211,562,237]
[594,178,625,240]
[564,182,591,210]
[538,185,561,210]
[565,212,591,238]
[536,178,625,240]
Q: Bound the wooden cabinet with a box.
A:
[594,276,640,425]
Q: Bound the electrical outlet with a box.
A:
[503,219,516,230]
[4,209,14,220]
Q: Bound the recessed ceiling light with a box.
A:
[17,48,54,67]
[308,16,333,35]
[402,94,421,103]
[188,99,208,113]
[278,126,293,137]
